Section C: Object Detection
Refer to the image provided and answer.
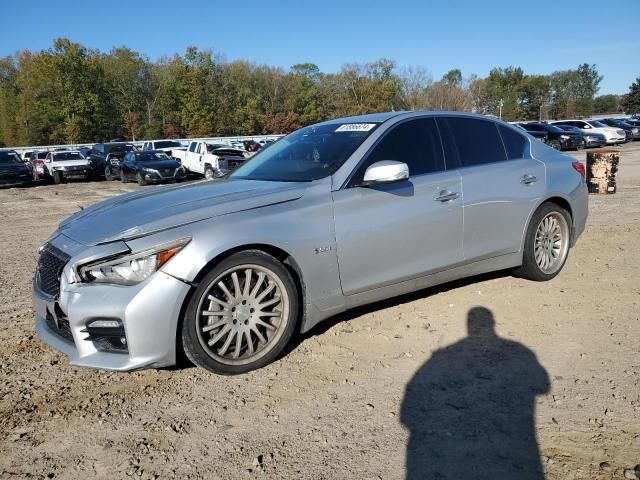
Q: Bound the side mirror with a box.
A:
[362,160,409,185]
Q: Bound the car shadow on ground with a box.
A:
[292,269,511,347]
[400,306,550,479]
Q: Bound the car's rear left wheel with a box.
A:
[515,202,571,281]
[182,250,299,375]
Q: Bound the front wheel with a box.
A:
[120,170,127,182]
[104,166,114,181]
[547,139,561,150]
[136,172,146,186]
[515,203,572,281]
[52,171,62,184]
[204,166,215,180]
[181,250,299,375]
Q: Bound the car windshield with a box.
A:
[589,120,606,128]
[207,144,232,152]
[53,152,84,161]
[0,151,22,164]
[230,122,380,182]
[137,152,170,162]
[545,124,564,133]
[154,141,181,149]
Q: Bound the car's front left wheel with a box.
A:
[181,250,299,375]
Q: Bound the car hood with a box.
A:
[57,179,307,246]
[137,159,181,169]
[52,159,90,167]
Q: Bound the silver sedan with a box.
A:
[33,112,588,374]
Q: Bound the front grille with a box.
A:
[37,244,70,297]
[160,168,175,177]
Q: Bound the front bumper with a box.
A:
[584,136,606,147]
[559,136,583,150]
[143,169,187,183]
[33,267,191,371]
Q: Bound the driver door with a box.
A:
[332,117,464,296]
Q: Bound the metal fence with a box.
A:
[6,134,285,156]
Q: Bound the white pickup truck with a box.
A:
[172,141,248,179]
[141,140,187,157]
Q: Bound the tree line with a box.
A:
[0,38,636,147]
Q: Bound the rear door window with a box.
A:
[437,117,507,168]
[498,125,528,160]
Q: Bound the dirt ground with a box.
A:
[1,144,639,480]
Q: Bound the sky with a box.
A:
[2,0,639,95]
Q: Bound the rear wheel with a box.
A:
[204,166,215,180]
[120,170,126,182]
[182,250,299,375]
[515,203,571,281]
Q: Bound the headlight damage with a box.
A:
[78,238,190,285]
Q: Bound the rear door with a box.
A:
[438,116,545,261]
[333,117,464,295]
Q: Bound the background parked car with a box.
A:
[119,150,186,185]
[551,119,625,145]
[0,149,32,187]
[88,143,136,178]
[43,150,92,184]
[554,124,606,148]
[28,151,50,180]
[141,140,187,158]
[103,150,130,181]
[598,118,640,141]
[517,122,583,150]
[172,141,248,179]
[21,150,34,163]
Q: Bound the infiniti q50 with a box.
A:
[33,112,588,374]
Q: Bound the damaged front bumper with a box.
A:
[33,234,191,371]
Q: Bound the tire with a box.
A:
[182,250,300,375]
[136,172,146,186]
[120,170,127,182]
[104,166,113,181]
[547,139,561,150]
[204,165,215,180]
[514,202,572,281]
[53,171,62,184]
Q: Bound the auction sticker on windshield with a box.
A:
[335,123,377,132]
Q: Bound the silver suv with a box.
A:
[33,112,588,374]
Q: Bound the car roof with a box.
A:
[317,110,509,127]
[52,150,82,154]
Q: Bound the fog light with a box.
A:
[88,319,121,328]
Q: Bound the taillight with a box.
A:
[572,161,585,178]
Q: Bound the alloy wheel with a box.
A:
[534,212,569,275]
[196,264,290,365]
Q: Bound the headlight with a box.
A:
[78,238,190,286]
[559,135,569,140]
[143,167,158,174]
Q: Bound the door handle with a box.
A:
[520,174,537,185]
[434,191,460,202]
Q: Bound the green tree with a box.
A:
[622,77,640,114]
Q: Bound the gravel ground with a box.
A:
[1,144,639,479]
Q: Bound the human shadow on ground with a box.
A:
[400,306,550,480]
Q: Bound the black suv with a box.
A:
[517,122,583,150]
[88,143,136,178]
